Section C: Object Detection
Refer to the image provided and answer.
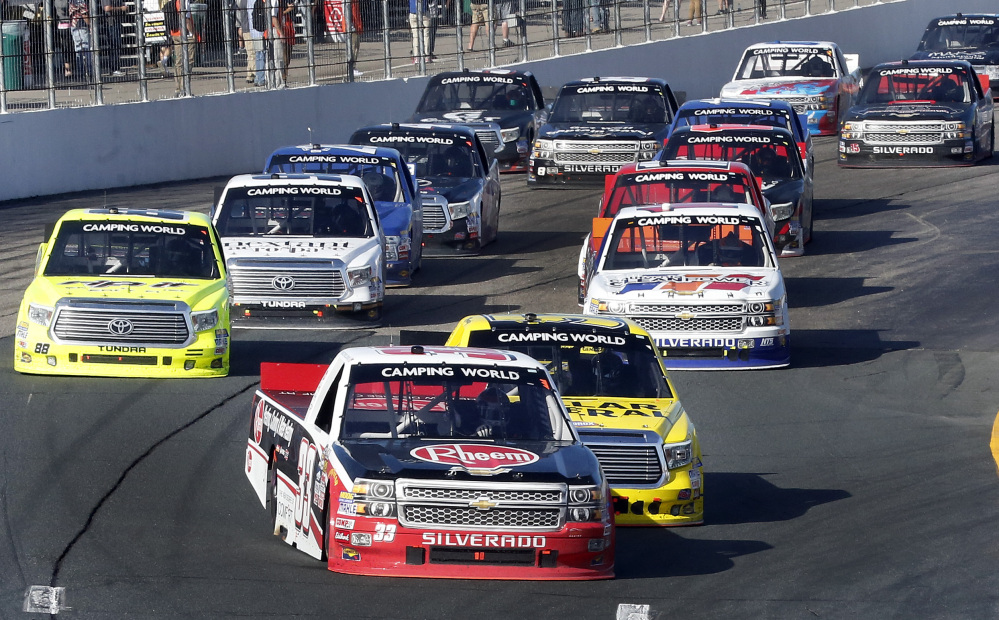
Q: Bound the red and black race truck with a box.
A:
[244,345,615,579]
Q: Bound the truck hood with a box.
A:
[221,237,379,263]
[538,123,664,140]
[846,102,968,122]
[911,50,999,64]
[562,396,683,437]
[334,440,601,484]
[419,176,483,203]
[591,269,783,299]
[720,78,839,97]
[409,109,535,130]
[29,275,227,308]
[374,202,414,237]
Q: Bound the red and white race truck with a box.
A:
[244,346,615,579]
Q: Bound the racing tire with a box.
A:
[491,198,500,246]
[804,205,814,245]
[319,484,331,562]
[412,227,423,274]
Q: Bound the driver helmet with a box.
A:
[592,350,625,394]
[475,386,510,434]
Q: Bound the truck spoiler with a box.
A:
[260,362,329,393]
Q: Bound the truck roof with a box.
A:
[223,172,368,191]
[337,345,548,370]
[614,202,764,221]
[59,208,210,225]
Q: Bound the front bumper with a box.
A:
[805,109,839,136]
[527,157,624,186]
[327,520,614,580]
[230,300,382,329]
[13,318,230,378]
[385,260,415,287]
[422,216,483,256]
[778,219,804,258]
[653,333,791,370]
[610,463,704,527]
[497,139,531,173]
[838,139,977,167]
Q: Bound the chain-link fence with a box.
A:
[0,0,893,112]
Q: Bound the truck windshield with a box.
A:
[604,172,755,218]
[735,47,837,79]
[918,19,999,52]
[602,215,771,269]
[662,136,801,182]
[465,334,672,399]
[352,135,480,179]
[215,186,373,237]
[673,107,793,133]
[340,365,568,442]
[550,87,669,124]
[416,79,532,112]
[43,221,219,278]
[263,156,402,203]
[858,67,970,104]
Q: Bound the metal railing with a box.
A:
[0,0,892,112]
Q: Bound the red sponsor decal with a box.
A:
[253,399,264,444]
[411,443,539,472]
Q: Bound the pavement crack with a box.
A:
[49,383,259,587]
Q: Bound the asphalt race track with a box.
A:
[2,137,999,619]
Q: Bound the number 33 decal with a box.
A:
[374,522,396,542]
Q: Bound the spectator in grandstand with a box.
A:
[101,0,127,75]
[408,0,432,63]
[271,0,296,87]
[236,0,265,86]
[67,0,93,80]
[52,0,75,79]
[466,0,486,50]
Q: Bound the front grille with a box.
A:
[475,129,501,154]
[402,485,563,503]
[865,132,941,144]
[396,479,567,531]
[229,268,346,298]
[631,316,743,332]
[422,203,448,232]
[865,121,947,132]
[630,302,744,314]
[554,151,632,164]
[402,505,561,529]
[53,308,189,345]
[552,140,639,167]
[554,141,638,151]
[586,444,664,485]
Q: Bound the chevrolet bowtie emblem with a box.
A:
[588,148,601,154]
[677,311,695,320]
[469,496,498,510]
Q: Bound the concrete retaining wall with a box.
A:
[0,0,993,202]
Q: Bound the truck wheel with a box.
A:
[319,484,331,562]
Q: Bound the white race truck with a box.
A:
[213,173,385,328]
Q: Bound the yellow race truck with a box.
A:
[14,208,231,378]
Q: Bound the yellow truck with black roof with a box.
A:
[446,313,703,526]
